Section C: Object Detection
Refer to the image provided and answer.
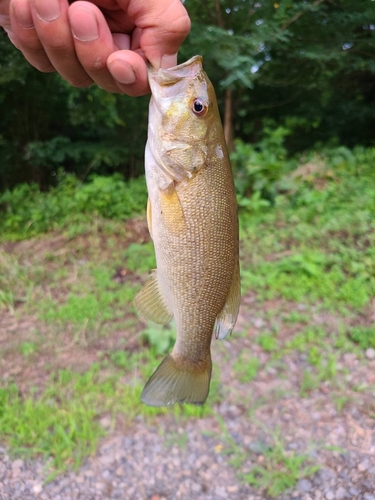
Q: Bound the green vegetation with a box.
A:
[240,146,375,312]
[0,174,147,241]
[1,1,374,190]
[348,326,375,349]
[242,436,319,497]
[233,354,260,383]
[216,417,319,497]
[0,355,217,479]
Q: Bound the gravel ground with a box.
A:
[1,392,375,500]
[0,418,375,500]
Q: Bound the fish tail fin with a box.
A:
[141,354,212,407]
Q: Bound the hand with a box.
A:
[0,0,191,95]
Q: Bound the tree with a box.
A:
[0,1,374,191]
[182,0,375,150]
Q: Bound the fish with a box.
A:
[134,55,240,406]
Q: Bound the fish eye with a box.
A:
[192,98,208,116]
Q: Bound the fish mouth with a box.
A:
[148,55,203,87]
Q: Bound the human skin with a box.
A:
[0,0,191,95]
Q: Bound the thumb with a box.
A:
[125,0,191,69]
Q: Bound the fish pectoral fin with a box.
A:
[214,262,241,340]
[146,197,153,239]
[133,270,173,325]
[159,182,187,235]
[141,354,212,407]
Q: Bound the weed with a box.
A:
[142,322,175,356]
[124,242,156,275]
[348,326,375,349]
[332,393,352,412]
[0,174,147,241]
[242,435,319,497]
[257,332,278,352]
[19,342,38,357]
[283,311,310,324]
[164,430,189,449]
[233,354,260,383]
[300,369,321,397]
[38,264,138,329]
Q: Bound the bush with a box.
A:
[0,173,147,240]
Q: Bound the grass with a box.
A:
[233,354,260,383]
[239,152,375,312]
[216,417,319,497]
[0,355,219,479]
[242,436,319,497]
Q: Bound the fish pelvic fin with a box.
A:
[141,354,212,407]
[134,270,173,325]
[214,261,241,340]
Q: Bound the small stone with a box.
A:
[99,416,112,429]
[318,468,336,482]
[358,459,369,472]
[102,469,111,479]
[252,317,265,328]
[95,482,106,490]
[227,486,239,493]
[99,455,115,466]
[33,483,43,495]
[325,492,335,500]
[116,465,126,477]
[364,495,375,500]
[214,485,227,498]
[191,483,202,493]
[297,478,312,492]
[12,459,24,469]
[349,487,359,496]
[335,486,346,499]
[366,348,375,360]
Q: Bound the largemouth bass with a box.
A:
[134,55,240,406]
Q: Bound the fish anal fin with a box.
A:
[141,353,212,407]
[214,262,241,340]
[134,270,173,325]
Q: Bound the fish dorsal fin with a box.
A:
[214,262,241,340]
[134,270,173,325]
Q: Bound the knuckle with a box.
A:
[172,13,191,37]
[24,53,55,72]
[69,77,93,88]
[90,56,107,72]
[35,62,55,73]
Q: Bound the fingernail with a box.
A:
[70,9,99,42]
[109,60,136,85]
[13,0,34,28]
[34,0,61,22]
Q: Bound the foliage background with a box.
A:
[0,0,374,193]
